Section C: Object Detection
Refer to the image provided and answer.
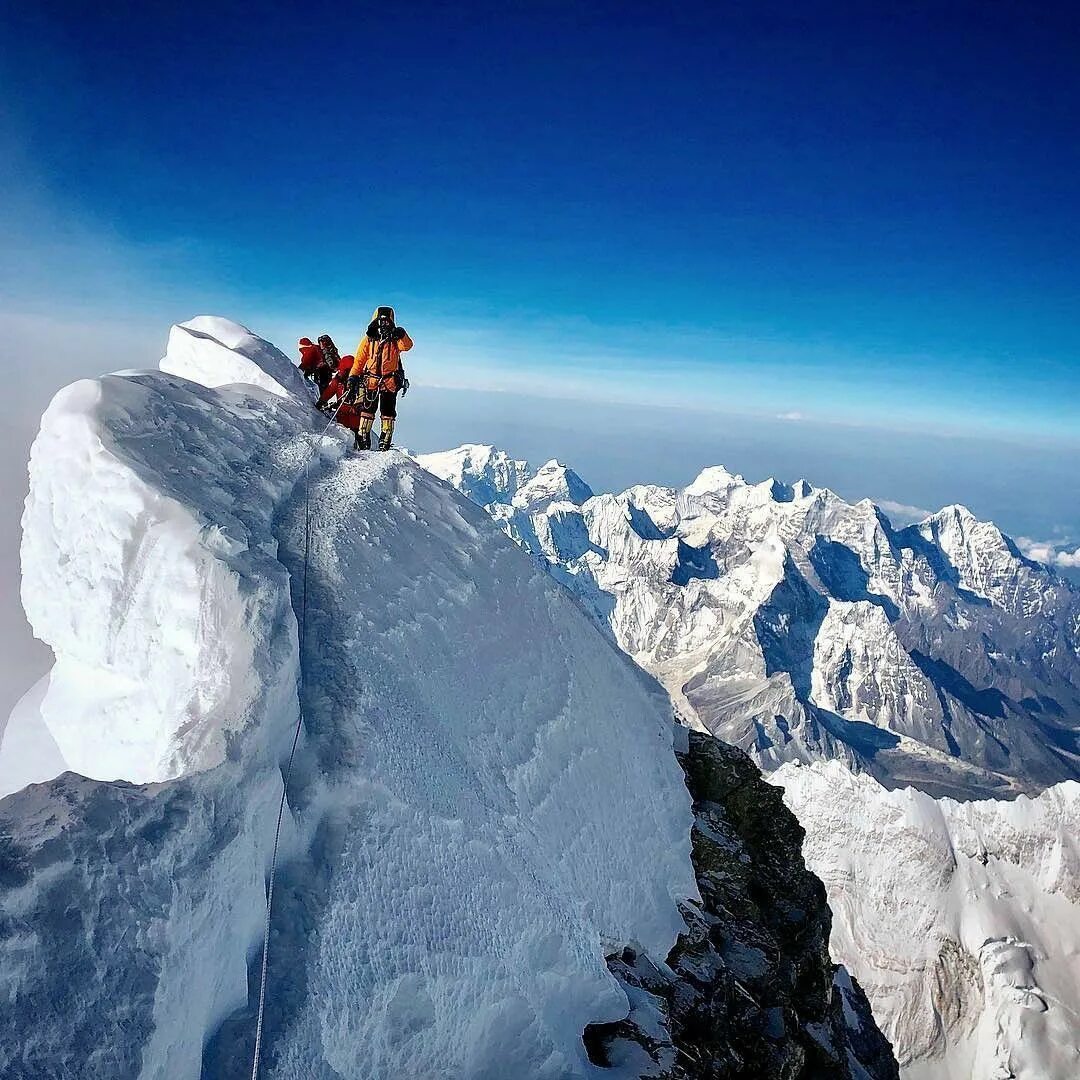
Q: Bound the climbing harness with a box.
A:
[361,373,392,410]
[250,398,344,1080]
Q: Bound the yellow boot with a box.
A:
[378,416,395,451]
[355,414,374,451]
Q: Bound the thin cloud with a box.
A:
[1016,536,1080,569]
[776,410,805,421]
[877,499,933,526]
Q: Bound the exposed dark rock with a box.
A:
[585,731,898,1079]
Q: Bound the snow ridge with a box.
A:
[1,321,697,1079]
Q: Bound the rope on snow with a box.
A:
[250,399,344,1080]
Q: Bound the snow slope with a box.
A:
[0,676,66,797]
[0,321,698,1079]
[422,444,1080,1078]
[419,447,1080,799]
[775,762,1080,1080]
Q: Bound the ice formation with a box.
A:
[0,319,698,1078]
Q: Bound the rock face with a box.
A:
[418,447,1080,800]
[586,731,897,1079]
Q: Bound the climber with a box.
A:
[298,336,333,393]
[344,306,413,451]
[298,337,324,380]
[335,350,353,385]
[316,335,341,393]
[316,355,355,411]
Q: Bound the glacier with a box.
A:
[421,443,1080,1078]
[0,319,706,1078]
[776,762,1080,1080]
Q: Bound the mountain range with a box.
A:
[420,442,1080,1077]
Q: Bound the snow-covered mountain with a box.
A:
[0,320,892,1078]
[776,763,1080,1080]
[421,444,1080,1078]
[419,445,1080,801]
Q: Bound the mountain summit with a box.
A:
[0,320,891,1078]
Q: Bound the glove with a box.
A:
[392,326,406,342]
[344,375,360,404]
[400,377,410,396]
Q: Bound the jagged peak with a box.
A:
[512,458,593,509]
[852,496,892,523]
[920,503,1011,549]
[931,503,980,526]
[623,482,678,502]
[422,441,523,475]
[416,443,530,506]
[756,477,806,503]
[687,467,830,508]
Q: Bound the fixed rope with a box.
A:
[250,399,344,1080]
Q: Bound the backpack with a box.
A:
[317,335,341,370]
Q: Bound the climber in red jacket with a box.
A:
[316,355,355,411]
[298,337,324,378]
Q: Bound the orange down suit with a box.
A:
[349,317,413,394]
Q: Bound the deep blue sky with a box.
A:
[0,1,1079,710]
[3,0,1079,435]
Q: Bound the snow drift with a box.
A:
[0,319,699,1078]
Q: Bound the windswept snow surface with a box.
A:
[774,762,1080,1080]
[158,315,310,400]
[0,320,696,1079]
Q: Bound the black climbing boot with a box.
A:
[354,430,371,451]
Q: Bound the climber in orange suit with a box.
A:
[343,306,413,451]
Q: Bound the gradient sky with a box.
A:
[0,1,1079,716]
[3,1,1079,435]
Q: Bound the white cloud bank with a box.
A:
[1017,536,1080,569]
